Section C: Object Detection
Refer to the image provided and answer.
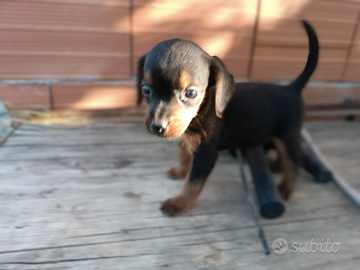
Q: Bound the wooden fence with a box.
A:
[0,0,360,110]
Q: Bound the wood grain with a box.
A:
[0,1,131,79]
[0,122,359,269]
[52,82,137,110]
[0,83,50,108]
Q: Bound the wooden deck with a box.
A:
[1,120,360,269]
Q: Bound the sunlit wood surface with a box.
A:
[0,120,359,269]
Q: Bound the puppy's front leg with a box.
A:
[166,141,191,179]
[160,143,218,217]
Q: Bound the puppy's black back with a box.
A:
[218,21,319,150]
[219,84,303,150]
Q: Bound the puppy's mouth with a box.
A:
[146,121,187,138]
[145,113,189,138]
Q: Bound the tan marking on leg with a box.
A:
[179,70,191,89]
[162,133,204,216]
[266,149,278,163]
[166,133,201,179]
[167,141,192,179]
[145,69,152,86]
[266,148,283,173]
[182,133,201,152]
[273,137,297,200]
[160,177,204,217]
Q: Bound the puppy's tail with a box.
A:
[288,20,319,94]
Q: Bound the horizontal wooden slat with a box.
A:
[133,32,252,78]
[50,82,360,110]
[221,57,250,79]
[0,55,131,79]
[257,0,359,48]
[343,63,360,82]
[0,1,130,32]
[0,0,131,79]
[303,84,360,105]
[2,81,360,113]
[12,0,129,6]
[253,0,360,82]
[133,32,252,61]
[0,30,129,54]
[257,20,356,49]
[0,83,50,107]
[251,47,347,81]
[344,44,360,63]
[132,1,257,78]
[342,16,360,81]
[353,16,360,44]
[52,82,136,110]
[133,6,256,33]
[133,0,254,9]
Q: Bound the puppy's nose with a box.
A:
[151,121,168,135]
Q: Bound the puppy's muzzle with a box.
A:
[151,121,168,136]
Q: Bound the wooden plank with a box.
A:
[0,0,131,79]
[0,1,130,32]
[251,47,347,81]
[133,0,255,9]
[133,5,256,33]
[0,83,50,107]
[0,30,130,56]
[257,0,359,48]
[254,0,360,82]
[2,124,157,146]
[51,82,136,110]
[343,62,360,82]
[0,54,131,80]
[1,214,359,269]
[13,0,129,6]
[132,0,257,78]
[133,32,252,79]
[305,121,360,190]
[0,123,360,269]
[303,83,360,105]
[342,20,360,81]
[257,19,356,49]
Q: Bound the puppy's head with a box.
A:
[137,39,234,138]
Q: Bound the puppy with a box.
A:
[137,21,319,217]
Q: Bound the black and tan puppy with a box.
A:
[137,21,319,217]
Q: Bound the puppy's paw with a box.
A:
[278,180,294,200]
[160,196,190,217]
[166,166,187,180]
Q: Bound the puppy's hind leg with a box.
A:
[267,149,283,173]
[166,141,191,179]
[264,140,283,173]
[273,135,301,200]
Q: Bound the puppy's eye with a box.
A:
[185,89,197,99]
[142,85,152,97]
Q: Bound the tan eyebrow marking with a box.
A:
[145,69,152,86]
[179,70,191,89]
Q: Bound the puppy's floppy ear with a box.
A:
[209,56,235,117]
[136,53,147,106]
